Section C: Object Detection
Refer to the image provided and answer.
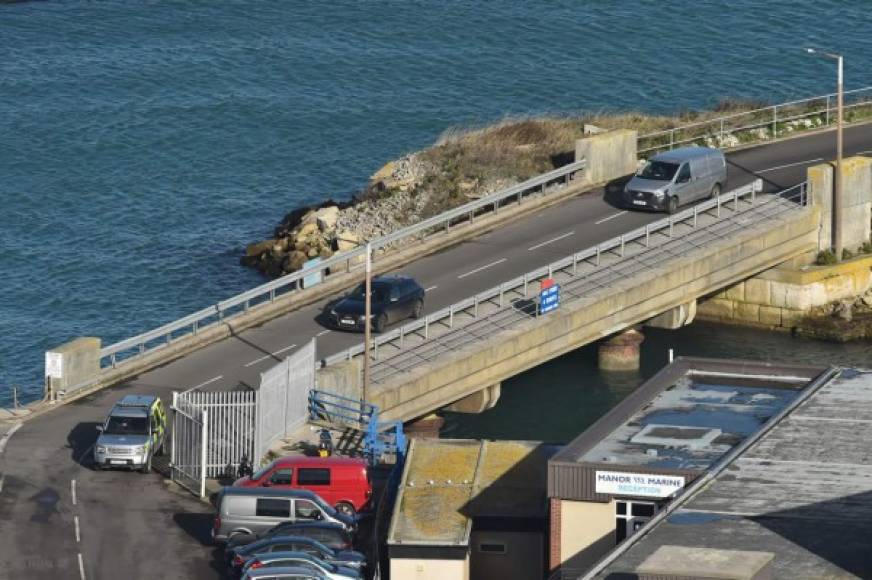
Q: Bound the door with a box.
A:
[387,284,402,323]
[673,162,693,204]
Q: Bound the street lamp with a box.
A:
[806,47,844,258]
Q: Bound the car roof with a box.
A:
[271,521,347,532]
[117,394,158,407]
[651,146,721,163]
[222,487,323,501]
[270,456,367,469]
[243,566,323,579]
[372,274,416,285]
[109,406,149,418]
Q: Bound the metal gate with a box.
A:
[255,339,316,461]
[171,392,208,497]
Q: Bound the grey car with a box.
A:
[241,552,362,579]
[242,566,325,580]
[623,147,727,213]
[93,395,167,473]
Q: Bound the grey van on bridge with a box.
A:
[623,146,727,214]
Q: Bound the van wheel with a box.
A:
[373,313,387,333]
[666,196,679,214]
[710,184,721,200]
[140,454,152,474]
[335,502,356,518]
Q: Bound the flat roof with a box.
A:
[387,439,557,547]
[553,358,821,471]
[595,367,872,579]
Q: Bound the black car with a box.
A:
[225,521,354,555]
[329,275,425,332]
[227,535,365,576]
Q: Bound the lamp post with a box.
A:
[806,48,844,258]
[363,242,372,409]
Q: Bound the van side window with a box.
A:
[294,499,323,521]
[270,469,293,485]
[676,163,691,183]
[256,498,291,518]
[297,468,330,485]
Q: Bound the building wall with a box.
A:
[557,499,616,574]
[470,530,542,580]
[390,556,469,580]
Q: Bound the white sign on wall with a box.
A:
[595,470,685,498]
[45,352,64,379]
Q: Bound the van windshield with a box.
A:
[637,161,679,181]
[104,415,149,435]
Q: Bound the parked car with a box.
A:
[623,146,727,213]
[329,275,425,332]
[228,536,365,576]
[213,487,355,544]
[225,522,354,555]
[234,456,372,516]
[241,566,325,580]
[93,395,167,473]
[242,552,362,580]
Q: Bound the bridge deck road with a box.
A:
[0,123,870,580]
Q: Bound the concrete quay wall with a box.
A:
[370,209,820,423]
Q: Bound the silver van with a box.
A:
[213,487,355,543]
[623,147,727,213]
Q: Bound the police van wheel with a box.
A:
[140,455,152,474]
[666,196,679,214]
[710,183,721,200]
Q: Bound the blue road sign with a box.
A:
[540,284,560,314]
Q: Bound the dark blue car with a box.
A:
[329,275,425,333]
[228,535,365,576]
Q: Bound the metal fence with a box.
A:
[254,339,316,462]
[323,178,813,369]
[96,160,587,371]
[638,85,872,155]
[170,392,208,497]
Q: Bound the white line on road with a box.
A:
[528,231,575,251]
[595,211,627,225]
[758,158,823,173]
[78,553,86,580]
[457,258,507,279]
[74,515,81,542]
[0,474,5,494]
[244,344,297,367]
[188,375,223,390]
[71,479,77,506]
[0,422,21,455]
[316,330,331,337]
[425,285,438,292]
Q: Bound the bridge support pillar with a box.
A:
[443,383,501,414]
[645,300,697,330]
[404,413,445,439]
[599,329,644,371]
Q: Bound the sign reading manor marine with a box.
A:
[595,470,685,498]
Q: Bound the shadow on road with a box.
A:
[67,422,101,467]
[603,175,633,209]
[174,512,215,546]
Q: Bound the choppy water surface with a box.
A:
[1,1,870,405]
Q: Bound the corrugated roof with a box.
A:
[598,367,872,579]
[387,439,557,546]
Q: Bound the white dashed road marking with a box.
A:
[71,479,77,506]
[0,474,5,494]
[425,285,438,292]
[527,231,575,251]
[244,344,297,367]
[457,258,507,279]
[188,375,223,390]
[78,553,86,580]
[316,330,331,337]
[595,211,627,225]
[758,158,823,173]
[74,515,80,542]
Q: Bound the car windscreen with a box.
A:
[251,461,276,481]
[348,283,389,302]
[637,161,679,181]
[104,415,149,435]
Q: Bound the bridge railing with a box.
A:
[324,178,811,368]
[638,85,872,156]
[98,159,587,369]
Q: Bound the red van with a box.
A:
[233,456,371,516]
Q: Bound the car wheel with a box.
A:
[335,501,357,517]
[140,454,152,474]
[710,183,721,200]
[93,461,103,472]
[411,299,424,319]
[666,196,679,214]
[373,313,387,333]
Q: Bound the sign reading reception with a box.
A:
[595,471,685,498]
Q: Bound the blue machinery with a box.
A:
[308,389,407,467]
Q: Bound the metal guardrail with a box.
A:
[323,177,813,368]
[98,159,587,368]
[638,85,872,155]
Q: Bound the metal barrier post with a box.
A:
[645,225,650,246]
[200,410,208,499]
[449,306,454,327]
[772,105,778,138]
[523,274,528,296]
[424,318,429,339]
[693,206,698,228]
[474,297,479,317]
[826,95,831,125]
[716,195,721,217]
[669,129,674,150]
[734,191,739,211]
[572,254,578,274]
[596,246,600,266]
[399,328,404,348]
[620,235,625,257]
